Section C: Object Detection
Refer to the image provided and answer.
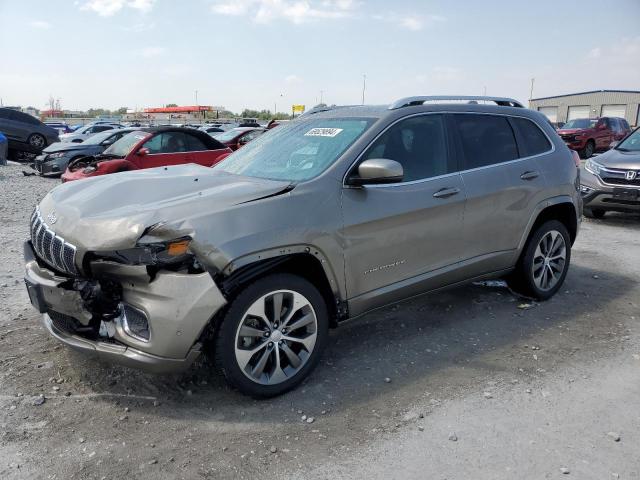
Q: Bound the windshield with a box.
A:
[83,129,120,145]
[563,119,596,129]
[214,129,247,142]
[616,128,640,152]
[103,130,149,157]
[213,118,374,182]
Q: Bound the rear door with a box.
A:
[452,113,549,273]
[341,113,467,308]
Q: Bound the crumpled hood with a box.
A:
[593,148,640,170]
[43,142,99,154]
[38,164,291,251]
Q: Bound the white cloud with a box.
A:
[136,46,165,57]
[588,47,602,58]
[285,74,302,84]
[29,20,51,29]
[211,0,359,24]
[374,12,445,31]
[80,0,156,17]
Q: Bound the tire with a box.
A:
[584,208,606,219]
[214,273,329,397]
[27,133,46,150]
[506,220,571,300]
[579,140,595,159]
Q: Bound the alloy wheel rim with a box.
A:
[30,135,44,148]
[532,230,566,291]
[234,290,317,385]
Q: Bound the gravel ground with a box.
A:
[1,163,639,479]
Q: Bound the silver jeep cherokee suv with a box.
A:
[24,96,581,397]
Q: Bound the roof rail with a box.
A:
[389,96,524,110]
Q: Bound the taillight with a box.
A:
[571,150,581,167]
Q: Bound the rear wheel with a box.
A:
[214,274,329,397]
[584,208,606,219]
[27,133,46,150]
[579,140,595,159]
[506,220,571,300]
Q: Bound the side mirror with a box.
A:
[347,159,403,186]
[610,141,619,149]
[597,123,607,131]
[136,147,149,156]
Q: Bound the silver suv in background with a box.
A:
[24,96,581,397]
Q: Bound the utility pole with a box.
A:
[529,78,535,102]
[362,74,367,105]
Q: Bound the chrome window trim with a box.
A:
[342,111,556,188]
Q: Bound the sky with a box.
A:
[0,0,639,114]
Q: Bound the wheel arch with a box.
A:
[518,197,578,253]
[215,247,344,327]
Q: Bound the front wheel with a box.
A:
[214,274,329,397]
[507,220,571,300]
[579,140,595,159]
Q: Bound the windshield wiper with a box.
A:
[97,153,124,159]
[615,147,631,152]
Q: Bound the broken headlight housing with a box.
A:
[94,237,196,268]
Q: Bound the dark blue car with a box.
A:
[33,127,137,176]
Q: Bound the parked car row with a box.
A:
[25,95,589,398]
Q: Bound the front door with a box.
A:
[137,131,190,168]
[341,114,466,314]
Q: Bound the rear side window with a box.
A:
[362,114,450,182]
[14,111,40,126]
[92,125,113,133]
[511,117,552,157]
[453,114,518,169]
[184,133,208,151]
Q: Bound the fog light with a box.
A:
[579,185,593,195]
[120,304,150,342]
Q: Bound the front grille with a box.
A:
[30,207,78,275]
[600,176,640,187]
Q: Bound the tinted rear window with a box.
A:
[454,114,518,169]
[512,117,552,157]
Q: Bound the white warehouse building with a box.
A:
[529,90,640,127]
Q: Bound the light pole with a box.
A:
[362,74,366,105]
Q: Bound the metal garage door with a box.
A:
[567,105,591,120]
[538,106,558,122]
[601,104,626,119]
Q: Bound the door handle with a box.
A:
[433,187,461,199]
[520,171,540,181]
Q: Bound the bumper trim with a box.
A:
[43,313,201,373]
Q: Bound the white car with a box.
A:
[59,123,121,143]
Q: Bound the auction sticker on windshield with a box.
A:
[304,128,343,137]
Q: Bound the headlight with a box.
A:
[47,152,66,159]
[585,159,602,175]
[93,237,194,267]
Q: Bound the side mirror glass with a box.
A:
[348,158,404,186]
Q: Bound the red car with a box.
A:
[213,127,265,151]
[62,127,232,182]
[557,117,631,159]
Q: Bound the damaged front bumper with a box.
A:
[24,241,227,373]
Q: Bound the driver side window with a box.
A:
[143,132,188,154]
[362,114,450,182]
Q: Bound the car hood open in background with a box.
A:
[38,164,292,252]
[594,148,640,170]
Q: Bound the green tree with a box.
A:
[165,103,178,108]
